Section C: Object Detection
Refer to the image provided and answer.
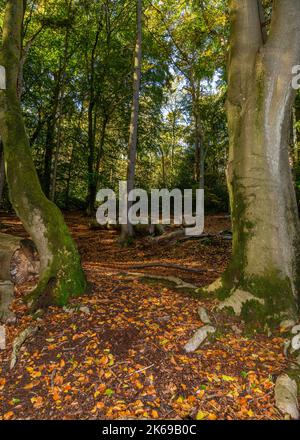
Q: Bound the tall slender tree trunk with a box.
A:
[50,13,71,203]
[65,143,75,210]
[0,138,5,205]
[217,0,300,326]
[0,0,86,309]
[50,106,63,203]
[88,115,108,210]
[192,82,205,190]
[120,0,142,243]
[86,109,97,216]
[86,22,101,217]
[194,109,205,189]
[43,77,61,198]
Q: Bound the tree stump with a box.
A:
[0,233,39,323]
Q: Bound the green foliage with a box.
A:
[0,0,231,213]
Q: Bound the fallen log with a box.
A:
[0,233,39,323]
[0,233,39,284]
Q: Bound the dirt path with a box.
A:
[0,213,288,420]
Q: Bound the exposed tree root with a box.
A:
[10,326,39,370]
[151,229,185,243]
[126,263,212,274]
[118,271,202,295]
[275,373,299,419]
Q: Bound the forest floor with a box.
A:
[0,212,293,420]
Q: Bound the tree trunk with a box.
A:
[86,110,97,216]
[88,116,108,212]
[0,0,87,309]
[43,77,61,198]
[219,0,300,326]
[194,109,205,189]
[0,138,5,204]
[50,21,71,203]
[86,23,101,217]
[294,95,300,166]
[120,0,142,243]
[65,143,75,210]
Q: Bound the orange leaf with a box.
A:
[4,411,14,420]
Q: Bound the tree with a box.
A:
[0,138,4,204]
[148,0,227,190]
[215,0,300,326]
[0,0,86,309]
[120,0,143,243]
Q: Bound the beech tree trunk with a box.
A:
[120,0,142,243]
[220,0,300,326]
[86,22,101,217]
[0,138,5,204]
[194,107,205,189]
[0,0,87,309]
[43,75,61,198]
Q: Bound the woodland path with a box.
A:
[0,212,290,420]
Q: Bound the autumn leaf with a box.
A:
[31,396,43,409]
[3,411,14,420]
[0,378,6,390]
[221,375,236,382]
[196,410,207,420]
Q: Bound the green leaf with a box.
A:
[104,388,114,397]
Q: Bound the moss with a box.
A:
[216,285,232,301]
[222,271,296,328]
[221,175,254,296]
[240,300,267,330]
[243,271,296,321]
[119,236,135,247]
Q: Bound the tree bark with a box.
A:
[294,95,300,167]
[0,0,87,309]
[120,0,142,243]
[86,22,101,217]
[194,107,205,189]
[0,138,5,204]
[43,72,62,198]
[87,115,108,215]
[219,0,300,325]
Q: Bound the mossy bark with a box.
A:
[0,0,87,309]
[219,1,300,326]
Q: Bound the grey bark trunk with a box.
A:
[219,0,300,325]
[120,0,142,243]
[0,138,5,204]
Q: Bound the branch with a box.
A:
[227,0,263,105]
[266,0,300,67]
